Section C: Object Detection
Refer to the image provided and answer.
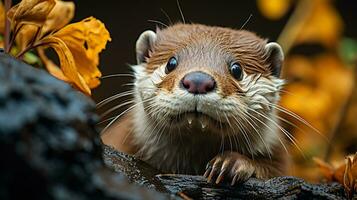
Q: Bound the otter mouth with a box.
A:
[168,110,225,131]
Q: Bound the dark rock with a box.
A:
[0,53,168,200]
[103,145,348,200]
[157,175,347,200]
[103,145,168,192]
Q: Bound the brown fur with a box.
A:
[146,24,272,96]
[102,23,288,184]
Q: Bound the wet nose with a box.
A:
[181,72,216,94]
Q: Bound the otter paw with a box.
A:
[203,152,255,185]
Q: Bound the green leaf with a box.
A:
[339,38,357,67]
[24,51,41,65]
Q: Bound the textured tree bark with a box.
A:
[103,145,348,200]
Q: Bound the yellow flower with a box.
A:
[6,0,111,95]
[38,17,111,94]
[7,0,56,28]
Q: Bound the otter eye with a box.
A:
[230,62,243,80]
[165,57,178,73]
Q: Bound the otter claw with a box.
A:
[203,152,255,185]
[203,166,211,178]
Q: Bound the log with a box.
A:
[103,145,348,200]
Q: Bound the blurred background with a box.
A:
[75,0,357,182]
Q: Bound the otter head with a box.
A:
[132,24,284,154]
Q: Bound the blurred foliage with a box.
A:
[257,0,357,189]
[0,0,111,95]
[257,0,292,20]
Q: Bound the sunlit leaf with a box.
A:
[15,0,75,51]
[15,24,38,51]
[38,47,68,81]
[314,153,357,191]
[257,0,291,20]
[0,1,5,34]
[281,54,354,132]
[313,157,335,181]
[24,51,41,65]
[296,0,343,48]
[41,0,75,36]
[38,36,91,94]
[36,17,111,94]
[339,38,357,66]
[281,53,355,181]
[7,0,56,27]
[51,16,111,89]
[344,153,357,198]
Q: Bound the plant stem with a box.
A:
[323,65,357,161]
[277,0,314,55]
[16,41,51,59]
[16,45,35,59]
[8,24,23,53]
[4,0,12,53]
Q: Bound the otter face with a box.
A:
[133,24,284,139]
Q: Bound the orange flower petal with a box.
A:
[0,1,5,34]
[39,36,91,95]
[37,47,69,82]
[7,0,56,27]
[41,0,75,36]
[15,0,75,51]
[51,17,111,89]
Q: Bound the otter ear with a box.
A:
[265,42,284,77]
[136,30,157,64]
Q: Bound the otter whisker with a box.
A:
[223,113,234,153]
[176,0,186,24]
[230,113,255,159]
[247,107,305,158]
[240,109,273,161]
[279,89,298,97]
[113,98,157,152]
[243,107,290,157]
[139,106,169,159]
[228,114,247,155]
[215,109,225,154]
[227,116,241,154]
[98,98,152,126]
[276,115,306,134]
[148,19,169,28]
[160,8,173,25]
[154,110,172,145]
[102,97,155,134]
[121,125,136,148]
[240,14,253,30]
[97,91,134,108]
[229,115,247,151]
[122,83,135,87]
[97,116,116,125]
[100,73,135,79]
[264,101,319,134]
[100,100,135,118]
[249,99,324,139]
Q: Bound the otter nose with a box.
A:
[181,72,216,94]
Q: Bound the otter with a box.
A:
[101,23,289,185]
